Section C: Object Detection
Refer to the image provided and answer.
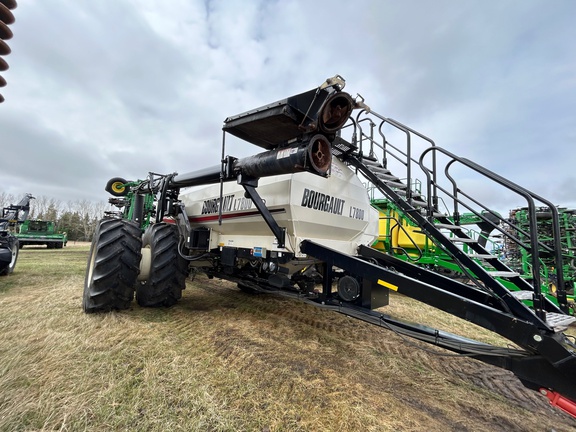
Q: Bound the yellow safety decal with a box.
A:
[378,279,398,291]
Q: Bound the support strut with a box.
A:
[240,177,286,248]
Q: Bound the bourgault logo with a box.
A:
[201,194,234,214]
[300,188,345,215]
[201,194,255,215]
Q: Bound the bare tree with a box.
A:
[66,199,107,241]
[29,195,46,219]
[93,201,108,220]
[0,192,16,214]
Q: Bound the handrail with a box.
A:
[355,111,431,204]
[418,146,567,313]
[382,215,424,262]
[342,107,569,314]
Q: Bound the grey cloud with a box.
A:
[1,0,575,213]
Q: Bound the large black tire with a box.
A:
[83,219,142,313]
[0,238,19,276]
[136,223,188,307]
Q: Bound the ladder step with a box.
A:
[361,158,381,166]
[487,271,520,277]
[395,190,423,198]
[332,137,357,156]
[409,199,428,207]
[467,253,496,259]
[449,237,477,243]
[376,173,400,181]
[384,181,408,189]
[545,312,576,332]
[435,223,462,230]
[509,290,534,300]
[370,166,392,174]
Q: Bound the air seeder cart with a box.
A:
[84,76,576,418]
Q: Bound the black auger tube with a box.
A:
[170,164,223,188]
[170,135,332,189]
[234,134,331,179]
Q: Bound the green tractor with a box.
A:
[17,219,67,249]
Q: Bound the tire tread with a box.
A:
[83,218,142,313]
[136,223,188,307]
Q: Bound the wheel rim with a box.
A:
[138,247,152,281]
[111,182,125,194]
[8,246,17,269]
[86,246,96,284]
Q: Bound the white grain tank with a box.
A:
[180,157,379,259]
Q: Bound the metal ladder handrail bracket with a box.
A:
[381,215,424,262]
[418,146,568,315]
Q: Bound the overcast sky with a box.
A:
[1,0,575,215]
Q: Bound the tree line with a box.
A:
[0,192,108,242]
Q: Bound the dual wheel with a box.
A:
[82,219,188,313]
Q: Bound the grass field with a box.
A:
[1,245,575,431]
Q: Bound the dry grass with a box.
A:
[0,246,575,431]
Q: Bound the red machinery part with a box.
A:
[540,388,576,418]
